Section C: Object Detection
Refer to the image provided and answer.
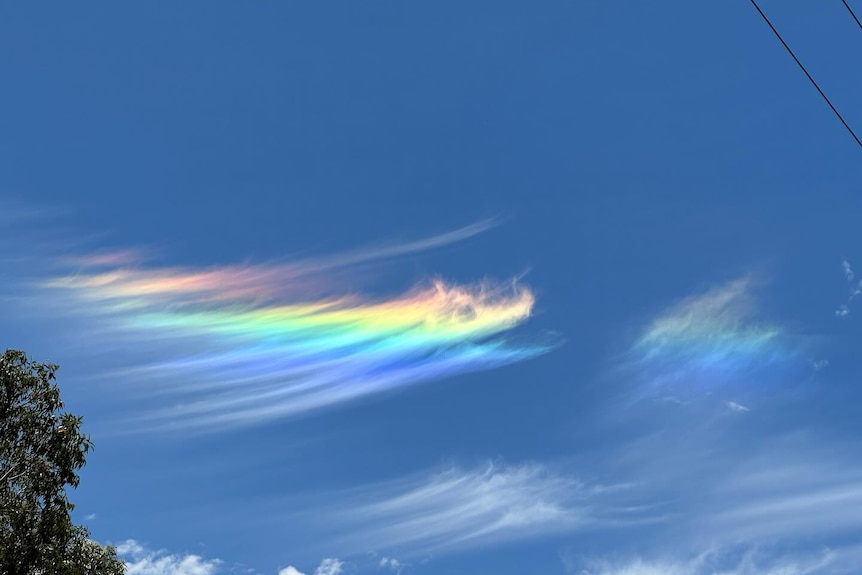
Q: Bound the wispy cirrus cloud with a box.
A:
[705,448,862,541]
[561,428,862,575]
[581,409,862,560]
[613,422,862,541]
[302,461,644,556]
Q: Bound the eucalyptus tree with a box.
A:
[1,349,124,575]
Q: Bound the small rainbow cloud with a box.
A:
[623,278,798,396]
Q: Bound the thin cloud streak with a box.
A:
[295,218,500,272]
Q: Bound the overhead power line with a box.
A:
[841,0,862,31]
[749,0,862,150]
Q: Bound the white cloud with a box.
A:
[379,557,403,572]
[836,260,862,317]
[117,540,221,575]
[842,259,854,282]
[279,558,344,575]
[313,559,345,575]
[725,401,750,412]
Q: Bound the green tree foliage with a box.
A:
[1,349,125,575]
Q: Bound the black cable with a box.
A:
[749,0,862,150]
[842,0,862,31]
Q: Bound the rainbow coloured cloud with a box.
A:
[625,278,797,394]
[44,231,552,430]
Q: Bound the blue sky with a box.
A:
[2,2,862,574]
